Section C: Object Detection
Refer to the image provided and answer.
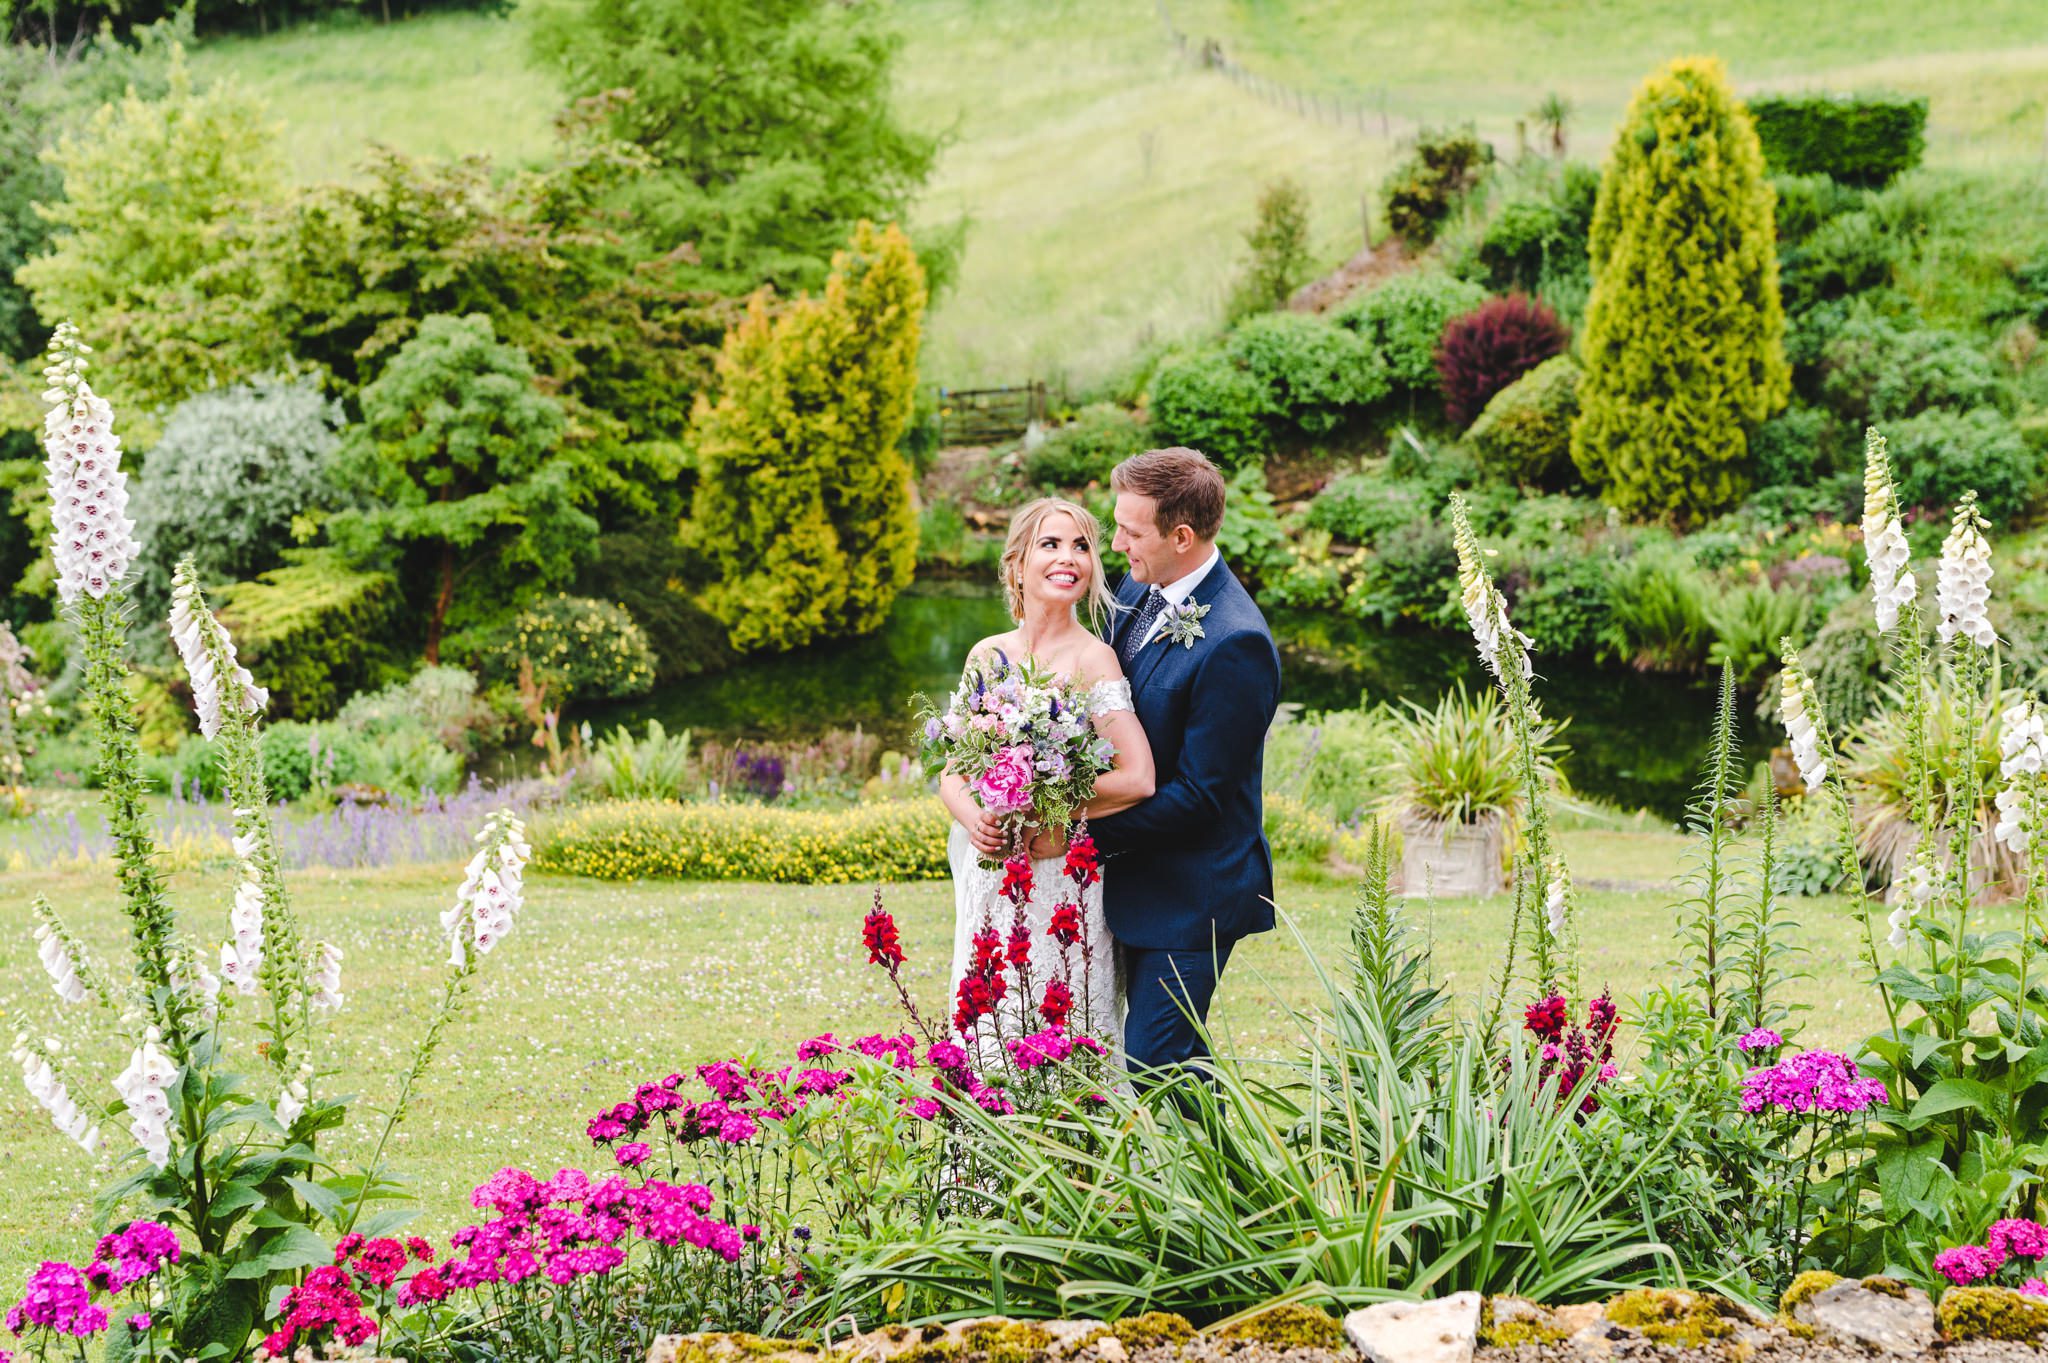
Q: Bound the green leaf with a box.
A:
[1908,1077,2006,1125]
[226,1224,333,1279]
[285,1176,344,1223]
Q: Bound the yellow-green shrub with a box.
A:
[689,221,926,654]
[533,798,952,883]
[1572,57,1789,523]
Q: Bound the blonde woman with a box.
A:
[939,497,1154,1056]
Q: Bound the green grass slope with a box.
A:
[182,0,2048,389]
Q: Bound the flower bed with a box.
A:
[532,798,954,883]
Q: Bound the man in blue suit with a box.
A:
[1090,446,1281,1081]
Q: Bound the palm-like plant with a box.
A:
[1385,681,1564,829]
[590,718,693,801]
[1842,673,2022,893]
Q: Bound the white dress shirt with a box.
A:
[1139,547,1220,647]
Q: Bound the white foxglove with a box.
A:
[113,1030,177,1169]
[1779,659,1829,794]
[443,810,531,967]
[1995,785,2031,858]
[169,944,220,1023]
[1543,863,1570,939]
[13,1033,99,1154]
[2003,699,2048,779]
[168,562,267,739]
[227,875,265,996]
[308,942,344,1015]
[1935,494,1995,649]
[1861,432,1916,634]
[1450,498,1532,683]
[276,1067,310,1129]
[40,324,138,604]
[33,920,88,1005]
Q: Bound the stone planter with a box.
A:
[1396,809,1506,899]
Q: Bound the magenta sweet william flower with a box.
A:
[85,1222,179,1293]
[395,1268,449,1306]
[927,1041,968,1070]
[614,1142,650,1168]
[1934,1243,2007,1285]
[2024,1279,2048,1298]
[796,1033,839,1060]
[906,1096,941,1120]
[717,1113,758,1144]
[1736,1027,1785,1053]
[586,1115,627,1143]
[1989,1219,2048,1261]
[126,1313,150,1332]
[6,1262,106,1338]
[1740,1050,1889,1116]
[976,744,1036,815]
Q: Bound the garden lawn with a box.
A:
[0,820,1963,1289]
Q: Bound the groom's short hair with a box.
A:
[1112,447,1226,541]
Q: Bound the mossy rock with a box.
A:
[1779,1270,1843,1316]
[1605,1289,1737,1347]
[1937,1286,2048,1342]
[1213,1304,1345,1350]
[896,1323,1059,1363]
[651,1335,824,1363]
[1477,1297,1566,1348]
[1110,1313,1197,1353]
[1860,1275,1907,1300]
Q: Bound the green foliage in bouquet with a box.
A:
[1572,58,1789,524]
[690,222,926,654]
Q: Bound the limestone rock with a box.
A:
[1794,1278,1935,1356]
[1343,1293,1480,1363]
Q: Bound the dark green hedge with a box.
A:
[1748,94,1927,187]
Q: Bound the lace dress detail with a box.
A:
[946,672,1131,1063]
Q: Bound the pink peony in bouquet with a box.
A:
[914,652,1115,863]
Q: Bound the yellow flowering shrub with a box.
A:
[533,798,952,883]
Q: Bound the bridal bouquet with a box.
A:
[914,652,1115,856]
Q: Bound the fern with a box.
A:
[1673,663,1742,1024]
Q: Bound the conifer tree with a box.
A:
[1571,57,1789,524]
[690,222,926,653]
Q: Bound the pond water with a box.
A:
[586,586,1762,822]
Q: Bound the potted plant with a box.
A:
[1384,681,1563,897]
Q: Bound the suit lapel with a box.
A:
[1126,558,1235,696]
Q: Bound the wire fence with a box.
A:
[1154,0,1398,138]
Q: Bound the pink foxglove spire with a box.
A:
[40,323,139,604]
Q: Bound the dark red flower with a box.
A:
[862,896,905,970]
[1064,834,1100,888]
[1006,920,1033,969]
[1000,855,1034,906]
[1047,902,1083,946]
[1039,979,1073,1029]
[1523,994,1568,1042]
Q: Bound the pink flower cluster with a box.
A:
[262,1266,376,1357]
[83,1221,179,1294]
[1739,1050,1889,1115]
[1934,1219,2048,1287]
[1736,1027,1785,1053]
[1006,1027,1106,1071]
[5,1262,105,1339]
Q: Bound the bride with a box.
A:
[938,497,1155,1058]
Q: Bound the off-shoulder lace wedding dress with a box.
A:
[946,676,1131,1061]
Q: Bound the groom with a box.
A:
[1090,447,1281,1081]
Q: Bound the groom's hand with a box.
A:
[966,809,1007,859]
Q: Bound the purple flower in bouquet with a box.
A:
[977,745,1036,815]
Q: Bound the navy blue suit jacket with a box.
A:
[1092,558,1280,950]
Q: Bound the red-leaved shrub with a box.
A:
[1435,294,1569,429]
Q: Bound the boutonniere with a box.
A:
[1156,600,1210,650]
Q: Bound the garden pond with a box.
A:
[587,586,1764,821]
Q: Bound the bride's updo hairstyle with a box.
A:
[1001,497,1116,632]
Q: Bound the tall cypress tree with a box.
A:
[689,222,926,653]
[1571,57,1789,524]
